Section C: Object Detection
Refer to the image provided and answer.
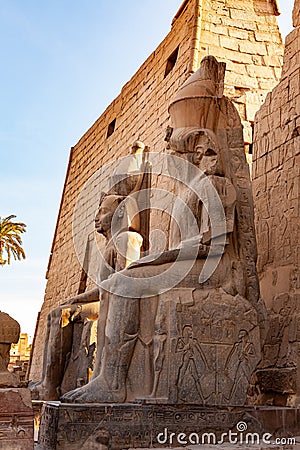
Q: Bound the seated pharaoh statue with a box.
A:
[62,56,268,406]
[30,142,147,400]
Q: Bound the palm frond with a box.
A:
[0,215,27,265]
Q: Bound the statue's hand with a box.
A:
[70,305,82,322]
[67,297,79,305]
[178,236,201,249]
[62,288,99,305]
[128,253,162,268]
[61,296,78,306]
[178,237,209,259]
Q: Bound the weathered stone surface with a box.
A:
[0,311,21,388]
[151,288,261,406]
[293,0,300,27]
[0,311,20,344]
[252,2,300,406]
[0,388,34,450]
[37,402,300,450]
[256,368,297,395]
[30,0,284,382]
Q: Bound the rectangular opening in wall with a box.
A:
[164,46,179,78]
[106,118,116,138]
[249,122,254,153]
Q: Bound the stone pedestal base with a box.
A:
[0,388,34,450]
[37,402,300,450]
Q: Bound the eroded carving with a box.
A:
[176,325,208,403]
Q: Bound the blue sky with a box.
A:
[0,1,294,339]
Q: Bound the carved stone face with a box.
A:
[238,330,248,341]
[182,325,193,340]
[192,135,221,175]
[95,195,124,236]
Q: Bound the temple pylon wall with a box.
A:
[252,0,300,405]
[30,0,284,380]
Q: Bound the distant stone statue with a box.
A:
[0,311,21,387]
[62,56,267,406]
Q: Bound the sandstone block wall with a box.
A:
[199,0,283,146]
[30,0,284,380]
[252,13,300,404]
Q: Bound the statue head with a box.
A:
[182,325,193,340]
[168,128,224,176]
[192,130,223,176]
[130,140,145,155]
[95,193,126,237]
[95,192,140,238]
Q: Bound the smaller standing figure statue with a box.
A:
[0,311,21,387]
[30,141,148,401]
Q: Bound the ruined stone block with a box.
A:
[0,388,34,450]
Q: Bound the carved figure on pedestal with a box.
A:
[30,191,143,400]
[176,325,208,403]
[225,329,255,403]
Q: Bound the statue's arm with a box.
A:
[65,287,100,305]
[127,249,180,268]
[127,241,209,269]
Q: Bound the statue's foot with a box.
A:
[61,375,126,403]
[28,380,41,389]
[29,381,59,401]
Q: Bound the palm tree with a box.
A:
[0,215,26,265]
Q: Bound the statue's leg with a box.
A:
[30,306,73,400]
[101,295,139,394]
[190,359,205,404]
[61,295,139,403]
[147,298,167,398]
[29,312,51,392]
[90,292,109,380]
[0,343,11,369]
